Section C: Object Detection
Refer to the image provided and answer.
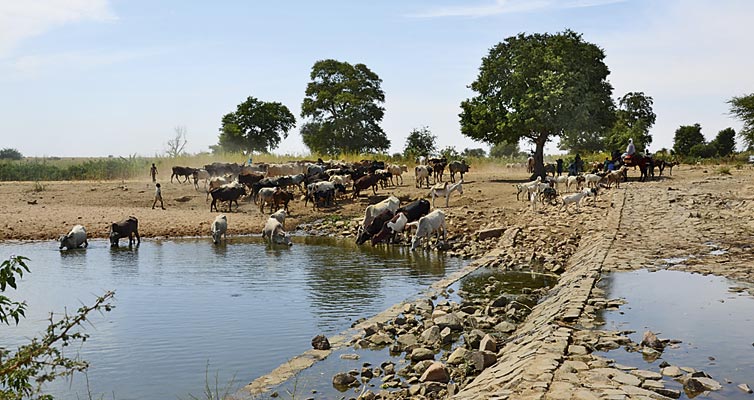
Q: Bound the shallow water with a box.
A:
[0,236,464,400]
[268,269,557,398]
[598,269,754,399]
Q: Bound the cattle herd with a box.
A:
[58,158,468,251]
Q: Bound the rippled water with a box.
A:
[598,269,754,399]
[0,236,464,400]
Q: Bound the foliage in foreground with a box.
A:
[0,256,115,399]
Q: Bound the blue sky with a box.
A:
[1,0,752,157]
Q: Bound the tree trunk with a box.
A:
[532,136,547,180]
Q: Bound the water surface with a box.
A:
[598,269,754,399]
[1,236,464,400]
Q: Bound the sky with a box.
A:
[1,0,752,158]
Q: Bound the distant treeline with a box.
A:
[0,158,149,181]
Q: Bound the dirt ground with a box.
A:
[0,164,531,242]
[2,163,754,289]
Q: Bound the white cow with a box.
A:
[262,217,292,246]
[270,209,287,229]
[410,210,447,250]
[211,215,227,244]
[362,195,400,230]
[59,225,88,250]
[415,165,431,188]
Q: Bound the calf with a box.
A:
[59,224,88,250]
[560,188,597,213]
[415,165,432,188]
[211,215,227,244]
[109,216,140,247]
[370,212,408,245]
[356,209,395,245]
[272,189,295,213]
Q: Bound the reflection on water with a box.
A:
[598,269,754,400]
[0,236,463,400]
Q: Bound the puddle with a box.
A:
[662,256,690,265]
[262,269,556,399]
[598,269,754,399]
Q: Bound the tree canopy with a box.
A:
[673,123,704,156]
[300,59,389,156]
[217,96,295,153]
[728,93,754,150]
[403,126,437,158]
[0,148,22,160]
[602,92,656,153]
[460,30,614,177]
[712,127,736,156]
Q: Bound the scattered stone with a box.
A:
[479,334,497,352]
[640,331,665,351]
[420,361,450,383]
[332,372,356,388]
[469,350,497,372]
[410,347,435,362]
[434,313,463,331]
[738,383,753,393]
[447,347,471,365]
[421,325,441,344]
[493,321,517,334]
[339,353,359,360]
[311,334,330,350]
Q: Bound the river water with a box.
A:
[0,236,464,400]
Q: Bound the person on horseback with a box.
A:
[622,138,636,163]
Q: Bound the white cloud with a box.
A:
[0,0,115,56]
[0,49,150,81]
[408,0,625,18]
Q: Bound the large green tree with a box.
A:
[403,126,437,158]
[603,92,656,153]
[460,30,614,177]
[728,93,754,150]
[712,127,736,156]
[0,148,22,160]
[217,96,295,153]
[300,59,389,156]
[673,123,704,156]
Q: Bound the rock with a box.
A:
[421,325,441,344]
[447,347,471,365]
[476,227,506,241]
[420,361,450,383]
[632,369,662,380]
[738,383,753,393]
[464,329,486,349]
[311,334,331,350]
[361,367,374,379]
[440,327,453,344]
[413,359,435,375]
[340,353,360,360]
[397,333,418,347]
[363,323,382,337]
[369,332,393,346]
[434,313,463,331]
[661,365,683,377]
[332,372,356,388]
[683,377,706,394]
[490,295,510,308]
[493,321,517,333]
[693,377,722,391]
[652,387,681,399]
[479,334,497,352]
[470,350,497,372]
[641,331,665,351]
[410,347,435,362]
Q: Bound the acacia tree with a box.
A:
[728,93,754,150]
[603,92,656,153]
[217,96,295,153]
[460,30,614,177]
[673,123,704,156]
[403,126,437,158]
[300,59,390,156]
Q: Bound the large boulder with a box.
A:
[332,372,357,389]
[421,325,441,344]
[479,334,497,352]
[470,350,497,372]
[447,347,471,365]
[420,361,450,383]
